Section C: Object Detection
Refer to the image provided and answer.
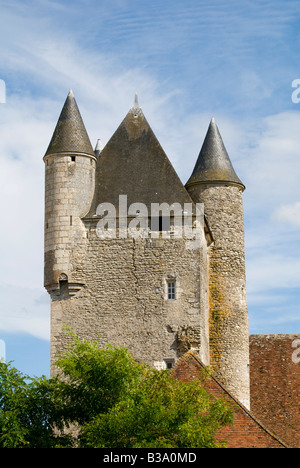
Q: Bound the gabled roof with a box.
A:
[84,98,194,218]
[172,352,289,448]
[185,118,245,190]
[44,90,95,158]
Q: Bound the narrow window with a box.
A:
[167,281,176,300]
[71,156,76,162]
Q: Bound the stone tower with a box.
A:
[43,92,250,409]
[186,118,250,409]
[44,90,96,296]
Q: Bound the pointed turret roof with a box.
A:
[186,118,245,190]
[44,90,94,158]
[84,96,193,218]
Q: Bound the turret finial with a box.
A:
[131,92,142,117]
[94,139,103,158]
[133,92,139,108]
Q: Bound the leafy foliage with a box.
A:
[79,369,233,448]
[0,331,233,448]
[0,362,70,448]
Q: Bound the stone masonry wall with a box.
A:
[50,225,209,373]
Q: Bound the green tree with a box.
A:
[0,362,70,448]
[0,332,234,448]
[79,367,233,448]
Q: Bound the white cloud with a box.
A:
[272,202,300,228]
[239,111,300,206]
[246,251,300,293]
[0,284,50,340]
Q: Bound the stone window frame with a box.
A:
[163,273,179,302]
[167,281,176,300]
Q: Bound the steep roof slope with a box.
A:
[44,90,95,158]
[185,118,245,190]
[85,99,193,218]
[172,352,288,448]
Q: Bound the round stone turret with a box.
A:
[43,91,96,295]
[186,118,250,409]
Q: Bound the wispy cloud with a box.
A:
[0,284,49,340]
[272,202,300,228]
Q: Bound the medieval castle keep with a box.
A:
[44,90,250,409]
[43,91,300,447]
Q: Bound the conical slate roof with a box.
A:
[186,118,245,190]
[85,97,193,218]
[44,90,94,158]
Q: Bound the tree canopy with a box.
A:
[0,331,233,448]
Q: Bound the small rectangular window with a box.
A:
[71,156,76,162]
[164,359,175,370]
[167,281,176,300]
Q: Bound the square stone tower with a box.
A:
[44,92,250,409]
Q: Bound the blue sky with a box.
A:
[0,0,299,378]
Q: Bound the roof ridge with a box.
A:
[173,352,290,448]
